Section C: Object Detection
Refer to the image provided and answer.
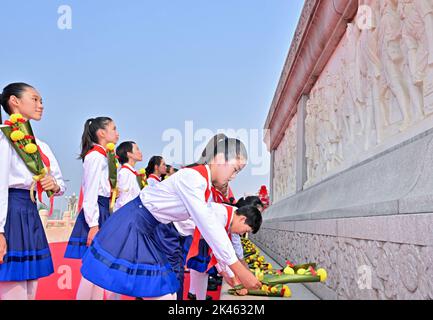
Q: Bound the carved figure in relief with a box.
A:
[305,92,320,183]
[399,0,430,120]
[345,23,367,135]
[379,0,412,131]
[358,0,390,147]
[340,57,358,144]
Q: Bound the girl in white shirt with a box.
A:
[114,141,144,212]
[80,136,262,299]
[64,117,119,300]
[145,156,167,187]
[0,83,66,300]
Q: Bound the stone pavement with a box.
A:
[220,245,320,300]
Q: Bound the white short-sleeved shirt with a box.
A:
[80,144,111,228]
[114,163,141,212]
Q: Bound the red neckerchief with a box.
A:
[148,174,161,182]
[36,145,56,216]
[121,165,138,176]
[186,166,234,271]
[76,145,108,213]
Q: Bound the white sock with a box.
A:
[76,277,104,300]
[190,270,208,300]
[26,280,38,300]
[105,291,121,300]
[141,293,177,300]
[0,281,28,300]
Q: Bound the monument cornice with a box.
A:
[264,0,358,151]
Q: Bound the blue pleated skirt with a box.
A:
[0,188,54,281]
[80,196,179,297]
[153,223,184,300]
[64,196,110,259]
[185,237,211,273]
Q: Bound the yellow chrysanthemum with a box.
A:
[316,268,327,282]
[261,285,269,292]
[106,143,115,151]
[282,285,292,297]
[10,130,25,142]
[283,266,295,275]
[24,143,38,154]
[138,168,146,175]
[267,263,273,270]
[10,113,23,124]
[297,268,306,275]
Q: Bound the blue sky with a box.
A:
[0,0,304,212]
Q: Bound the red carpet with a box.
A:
[35,242,221,300]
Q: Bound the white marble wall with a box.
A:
[272,117,297,202]
[252,212,433,300]
[304,0,433,187]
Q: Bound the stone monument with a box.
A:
[255,0,433,299]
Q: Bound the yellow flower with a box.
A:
[138,168,146,175]
[297,268,306,275]
[10,113,23,124]
[116,163,120,169]
[267,263,273,270]
[283,266,295,275]
[282,285,292,297]
[261,285,269,292]
[270,286,278,294]
[316,268,327,282]
[10,130,25,142]
[24,143,38,154]
[106,143,115,151]
[258,271,264,281]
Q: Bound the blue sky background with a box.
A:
[0,0,304,213]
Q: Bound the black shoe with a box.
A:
[188,292,212,300]
[207,282,218,291]
[208,276,218,286]
[208,276,222,286]
[188,292,196,300]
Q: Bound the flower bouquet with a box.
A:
[1,114,55,214]
[105,143,119,213]
[137,168,147,189]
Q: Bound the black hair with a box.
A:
[235,205,262,234]
[79,117,113,161]
[236,196,263,210]
[0,83,34,123]
[145,156,163,175]
[186,133,248,167]
[116,141,136,165]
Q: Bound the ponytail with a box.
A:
[0,93,3,124]
[79,117,113,161]
[145,156,163,175]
